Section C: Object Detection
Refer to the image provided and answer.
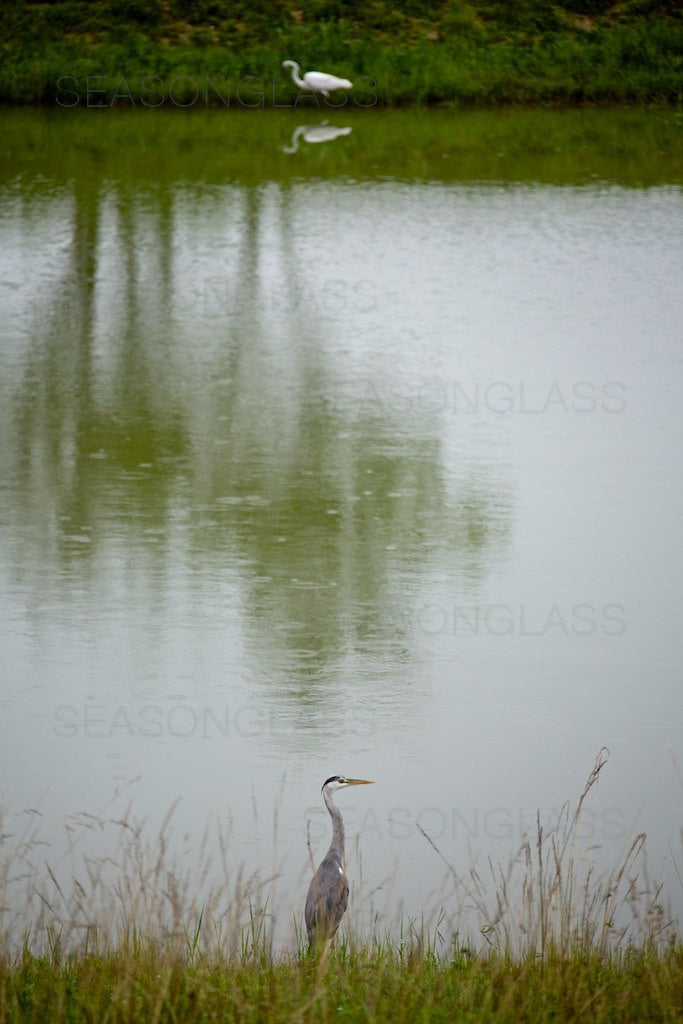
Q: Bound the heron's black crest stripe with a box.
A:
[322,775,342,788]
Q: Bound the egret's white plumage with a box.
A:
[282,60,353,98]
[282,122,352,154]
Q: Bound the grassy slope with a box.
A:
[0,0,682,105]
[2,943,683,1023]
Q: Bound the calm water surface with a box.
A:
[1,107,682,946]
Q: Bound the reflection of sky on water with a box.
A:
[0,111,682,947]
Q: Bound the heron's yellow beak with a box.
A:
[346,778,374,786]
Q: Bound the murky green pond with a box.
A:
[1,107,682,947]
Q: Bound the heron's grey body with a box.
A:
[304,775,372,946]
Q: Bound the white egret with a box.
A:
[282,122,352,154]
[282,60,353,98]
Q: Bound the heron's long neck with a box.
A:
[289,62,305,89]
[323,787,345,861]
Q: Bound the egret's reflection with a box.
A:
[282,122,352,155]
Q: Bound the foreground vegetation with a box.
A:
[1,0,682,106]
[2,941,682,1023]
[1,751,681,1021]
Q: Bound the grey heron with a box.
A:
[282,60,353,98]
[305,775,374,946]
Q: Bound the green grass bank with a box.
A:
[2,942,682,1024]
[1,753,681,1022]
[1,0,682,106]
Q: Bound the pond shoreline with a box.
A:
[1,1,681,107]
[4,944,682,1024]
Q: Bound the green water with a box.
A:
[1,106,681,946]
[2,106,682,186]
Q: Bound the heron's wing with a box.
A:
[303,126,352,143]
[305,854,349,943]
[304,71,352,91]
